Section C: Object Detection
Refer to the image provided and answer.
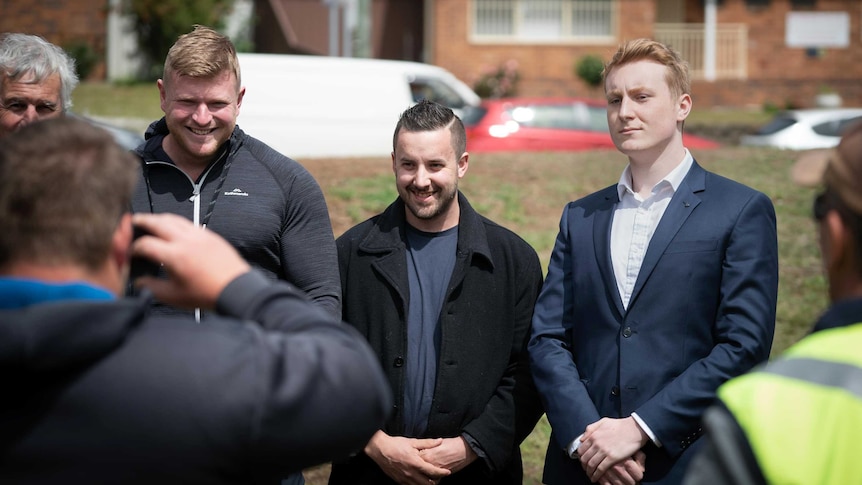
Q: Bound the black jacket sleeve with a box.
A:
[216,270,392,480]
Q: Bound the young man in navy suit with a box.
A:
[528,38,779,485]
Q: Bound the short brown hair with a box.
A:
[0,117,139,270]
[163,25,241,90]
[602,38,690,98]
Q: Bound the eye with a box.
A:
[2,101,25,112]
[36,103,58,114]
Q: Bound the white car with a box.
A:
[741,108,862,150]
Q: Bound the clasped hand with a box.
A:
[364,430,477,485]
[577,417,648,484]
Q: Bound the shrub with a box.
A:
[64,40,99,80]
[473,59,520,99]
[575,54,604,88]
[123,0,234,79]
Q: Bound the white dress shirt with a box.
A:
[611,152,693,309]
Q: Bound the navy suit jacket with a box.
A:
[528,161,778,484]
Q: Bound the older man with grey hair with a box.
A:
[0,32,78,137]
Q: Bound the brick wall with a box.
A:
[432,0,862,108]
[432,0,655,100]
[1,0,109,80]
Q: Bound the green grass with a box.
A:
[71,81,163,120]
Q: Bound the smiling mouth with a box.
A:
[189,127,214,136]
[410,188,436,199]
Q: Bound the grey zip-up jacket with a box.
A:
[132,118,341,318]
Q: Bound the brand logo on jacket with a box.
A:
[224,188,249,197]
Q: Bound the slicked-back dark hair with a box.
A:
[392,100,466,157]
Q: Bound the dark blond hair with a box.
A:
[0,117,138,270]
[163,25,241,90]
[602,38,690,98]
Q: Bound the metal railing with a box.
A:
[654,23,748,80]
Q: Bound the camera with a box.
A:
[129,226,162,280]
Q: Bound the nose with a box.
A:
[618,97,634,120]
[413,165,431,188]
[192,103,213,125]
[19,104,39,125]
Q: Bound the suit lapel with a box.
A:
[593,187,626,317]
[627,163,706,309]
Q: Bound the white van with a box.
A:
[235,53,481,159]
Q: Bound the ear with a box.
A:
[157,79,167,114]
[457,152,469,179]
[822,210,848,274]
[112,213,134,273]
[391,151,397,174]
[236,85,246,109]
[677,93,692,122]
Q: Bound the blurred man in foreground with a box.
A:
[0,117,391,484]
[685,121,862,484]
[0,32,77,137]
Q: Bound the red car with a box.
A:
[462,97,719,153]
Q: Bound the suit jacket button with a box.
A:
[393,357,404,367]
[610,386,620,397]
[622,327,632,338]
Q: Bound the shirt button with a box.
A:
[622,327,632,338]
[393,357,404,367]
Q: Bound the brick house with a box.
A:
[427,0,862,109]
[7,0,861,108]
[0,0,112,80]
[257,0,862,109]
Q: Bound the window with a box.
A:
[812,116,862,137]
[755,116,796,135]
[409,77,469,109]
[472,0,616,42]
[509,102,607,131]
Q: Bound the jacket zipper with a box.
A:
[143,159,221,322]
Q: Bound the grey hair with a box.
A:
[0,33,79,112]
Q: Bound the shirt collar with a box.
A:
[0,277,114,310]
[617,149,694,200]
[811,297,862,334]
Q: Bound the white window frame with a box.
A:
[470,0,618,45]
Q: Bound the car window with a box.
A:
[812,115,862,137]
[409,78,467,109]
[507,103,607,131]
[460,106,488,127]
[756,116,797,135]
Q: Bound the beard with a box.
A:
[400,182,458,222]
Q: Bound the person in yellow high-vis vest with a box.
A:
[685,120,862,485]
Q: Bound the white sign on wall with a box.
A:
[785,12,850,48]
